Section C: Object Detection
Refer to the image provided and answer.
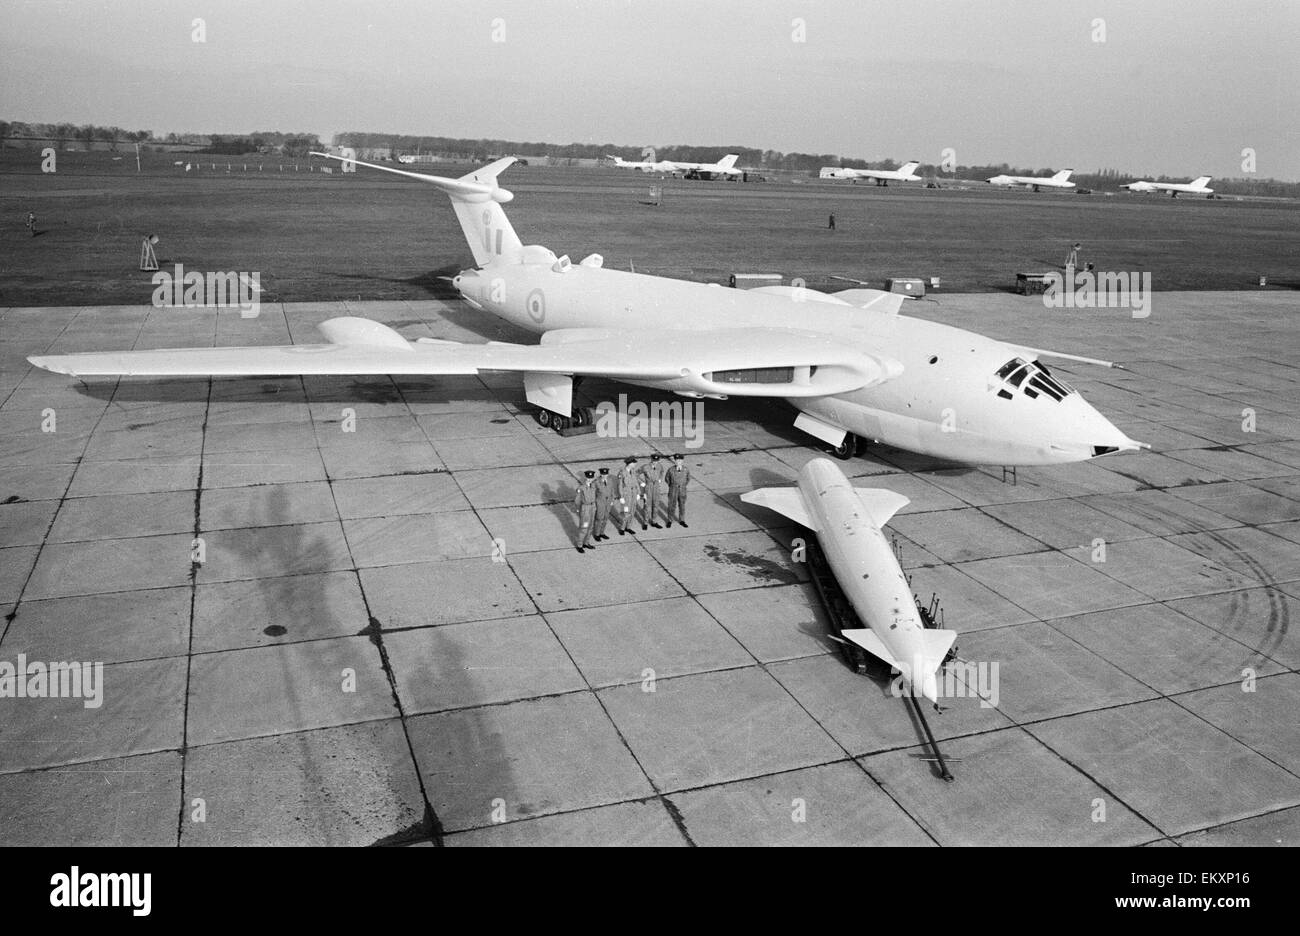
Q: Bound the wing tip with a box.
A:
[27,356,67,375]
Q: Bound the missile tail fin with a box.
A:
[844,627,957,704]
[740,489,817,531]
[841,628,900,669]
[854,488,910,527]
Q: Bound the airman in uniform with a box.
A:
[593,466,614,540]
[614,456,641,535]
[640,453,668,529]
[666,453,690,527]
[574,469,598,553]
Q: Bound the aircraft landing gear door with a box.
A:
[794,411,856,460]
[525,372,573,422]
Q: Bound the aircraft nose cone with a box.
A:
[1058,394,1144,459]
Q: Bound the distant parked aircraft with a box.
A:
[606,149,661,172]
[986,169,1076,192]
[608,151,742,179]
[819,161,923,186]
[1121,175,1214,197]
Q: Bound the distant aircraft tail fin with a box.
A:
[899,161,921,175]
[1052,169,1074,182]
[716,154,739,170]
[1190,176,1212,189]
[310,152,522,267]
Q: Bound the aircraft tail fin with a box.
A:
[309,152,522,267]
[899,161,921,175]
[1190,175,1212,189]
[716,154,739,170]
[1052,169,1074,182]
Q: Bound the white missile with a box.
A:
[743,458,957,705]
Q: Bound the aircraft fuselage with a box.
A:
[454,257,1135,466]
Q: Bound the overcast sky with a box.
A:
[2,0,1296,179]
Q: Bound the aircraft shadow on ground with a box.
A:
[205,478,502,844]
[328,264,463,300]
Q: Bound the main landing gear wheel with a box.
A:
[537,406,595,434]
[832,433,859,460]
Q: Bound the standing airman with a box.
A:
[574,469,598,553]
[640,453,668,529]
[666,453,690,527]
[614,456,641,535]
[593,466,614,541]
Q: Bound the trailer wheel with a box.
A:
[536,409,551,428]
[552,415,570,433]
[832,433,858,460]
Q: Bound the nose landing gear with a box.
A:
[831,432,862,460]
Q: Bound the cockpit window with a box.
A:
[992,357,1075,401]
[1036,362,1074,394]
[995,358,1027,380]
[1029,375,1064,401]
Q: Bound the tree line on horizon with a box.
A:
[3,121,1294,196]
[0,121,321,157]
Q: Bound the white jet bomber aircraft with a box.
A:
[819,161,923,185]
[986,169,1076,192]
[28,155,1144,466]
[609,152,741,179]
[1122,175,1214,197]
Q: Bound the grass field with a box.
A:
[2,148,1298,306]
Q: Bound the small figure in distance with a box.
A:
[26,211,36,237]
[828,213,836,230]
[1065,242,1081,269]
